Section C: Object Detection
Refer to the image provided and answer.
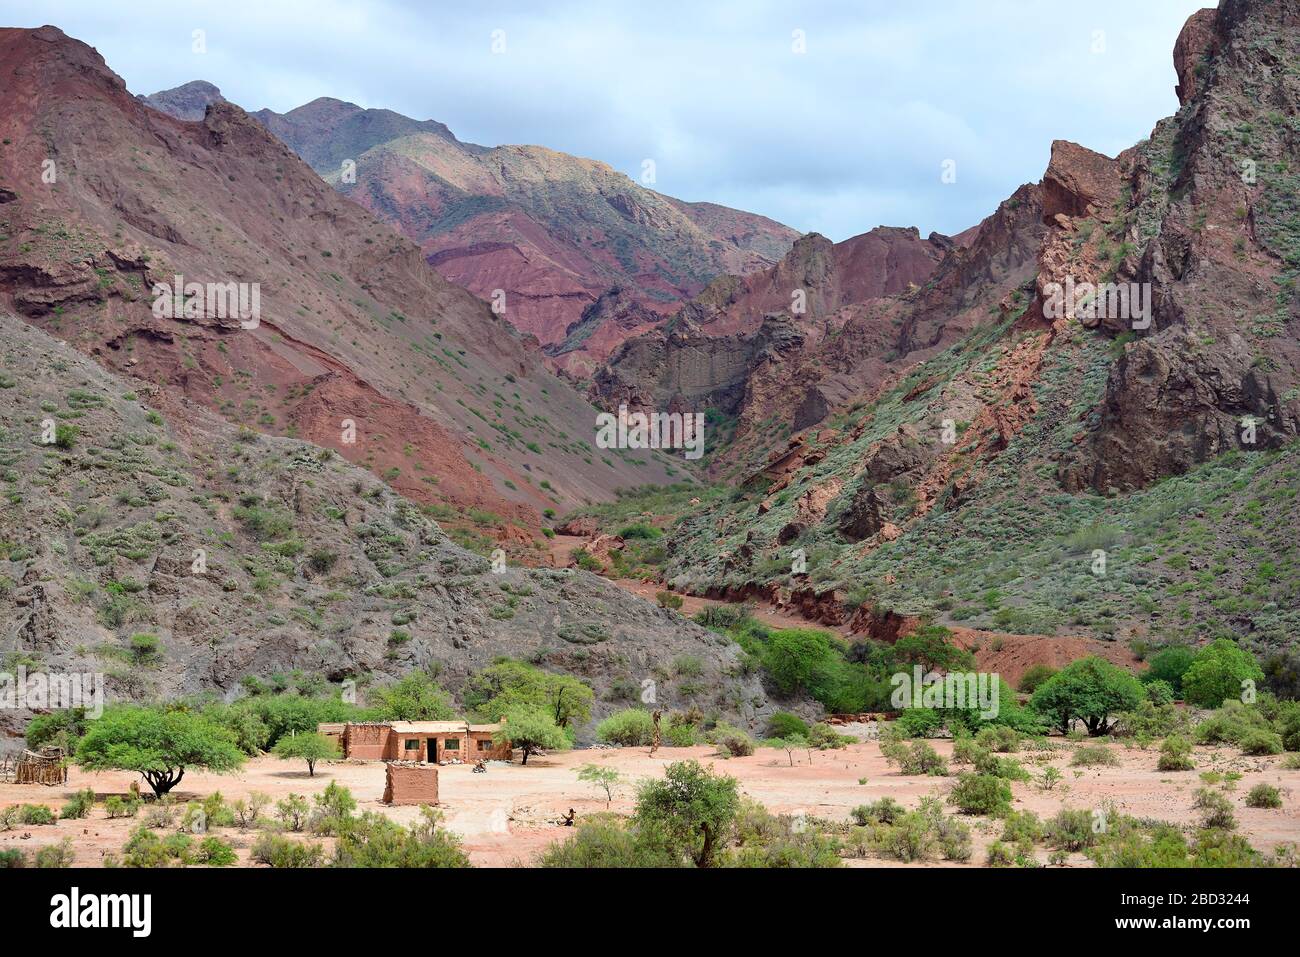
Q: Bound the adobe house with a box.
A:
[324,720,511,764]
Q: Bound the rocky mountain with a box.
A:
[0,311,770,748]
[137,80,226,121]
[213,95,800,376]
[0,26,683,552]
[599,0,1299,661]
[591,224,983,476]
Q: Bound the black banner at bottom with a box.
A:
[3,866,1278,941]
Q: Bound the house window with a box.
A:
[404,739,419,751]
[443,738,460,752]
[477,739,492,751]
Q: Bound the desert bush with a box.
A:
[937,815,973,861]
[709,722,756,757]
[975,725,1021,753]
[1018,664,1058,694]
[596,708,655,746]
[948,773,1012,815]
[332,808,470,868]
[309,781,357,835]
[662,712,699,747]
[851,798,905,826]
[881,739,948,776]
[974,751,1032,781]
[104,795,139,819]
[1045,809,1100,851]
[985,840,1016,866]
[196,836,238,866]
[251,832,324,867]
[60,787,95,820]
[276,794,310,832]
[1245,783,1282,809]
[1239,728,1283,756]
[17,804,55,826]
[807,722,853,750]
[767,711,810,739]
[1193,788,1236,830]
[34,839,75,868]
[1070,744,1119,767]
[232,792,270,829]
[1157,735,1195,771]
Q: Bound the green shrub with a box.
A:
[851,798,905,825]
[596,709,655,746]
[196,836,238,866]
[1045,808,1100,851]
[1157,735,1195,771]
[18,804,55,825]
[250,832,324,867]
[1245,783,1282,809]
[767,712,810,739]
[104,795,139,819]
[1181,639,1263,709]
[1001,810,1043,846]
[1239,728,1283,756]
[1193,788,1236,830]
[617,523,663,540]
[34,839,75,868]
[654,590,683,610]
[948,773,1012,815]
[985,840,1015,866]
[662,713,699,747]
[1145,679,1175,706]
[710,722,756,757]
[1071,744,1119,767]
[1144,645,1196,696]
[975,725,1021,753]
[60,787,95,820]
[1018,664,1058,694]
[881,739,948,776]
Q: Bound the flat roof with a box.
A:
[388,721,469,734]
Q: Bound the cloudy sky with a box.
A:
[4,0,1209,240]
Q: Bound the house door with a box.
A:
[427,739,437,763]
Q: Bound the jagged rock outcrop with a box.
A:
[1062,0,1300,490]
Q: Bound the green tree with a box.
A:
[894,625,977,673]
[496,706,567,765]
[463,659,593,730]
[1144,646,1196,696]
[76,706,244,798]
[761,628,837,696]
[633,760,739,868]
[1181,640,1264,709]
[369,672,456,721]
[576,764,622,807]
[1029,657,1145,736]
[272,732,339,776]
[26,708,89,752]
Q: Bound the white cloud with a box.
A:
[4,0,1209,240]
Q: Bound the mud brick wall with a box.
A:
[344,724,390,760]
[383,763,439,805]
[468,731,511,761]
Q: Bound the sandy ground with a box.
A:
[3,738,1297,867]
